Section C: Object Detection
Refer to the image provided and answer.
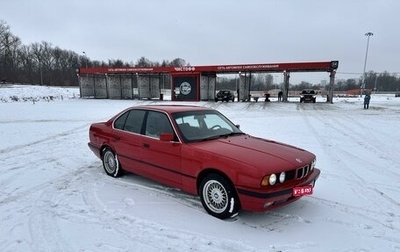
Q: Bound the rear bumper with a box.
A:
[88,142,101,159]
[237,168,320,212]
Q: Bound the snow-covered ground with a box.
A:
[1,85,400,252]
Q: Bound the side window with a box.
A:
[145,111,173,138]
[114,111,129,130]
[124,110,146,133]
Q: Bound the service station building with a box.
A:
[78,60,339,103]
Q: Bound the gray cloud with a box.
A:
[2,0,399,83]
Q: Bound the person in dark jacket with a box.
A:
[364,93,371,109]
[278,91,283,101]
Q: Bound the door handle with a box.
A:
[142,143,150,148]
[113,136,120,140]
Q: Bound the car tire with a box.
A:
[102,147,123,177]
[199,174,240,219]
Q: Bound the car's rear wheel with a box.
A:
[102,147,123,177]
[199,174,240,219]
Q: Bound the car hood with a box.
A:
[192,134,314,172]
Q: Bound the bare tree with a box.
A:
[170,58,187,67]
[1,20,22,81]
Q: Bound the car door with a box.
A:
[140,111,182,188]
[112,109,147,174]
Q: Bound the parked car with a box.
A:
[300,89,317,103]
[395,93,400,97]
[215,90,235,102]
[88,105,320,219]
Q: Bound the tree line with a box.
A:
[1,19,399,91]
[217,71,400,92]
[0,20,188,86]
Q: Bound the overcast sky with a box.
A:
[1,0,399,83]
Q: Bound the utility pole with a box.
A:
[362,32,373,96]
[82,51,88,68]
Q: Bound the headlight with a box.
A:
[261,173,279,186]
[279,172,286,183]
[269,174,277,185]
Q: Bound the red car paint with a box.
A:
[88,105,320,219]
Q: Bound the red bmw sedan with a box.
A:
[88,105,320,219]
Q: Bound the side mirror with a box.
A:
[159,132,174,142]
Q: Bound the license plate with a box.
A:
[293,185,313,197]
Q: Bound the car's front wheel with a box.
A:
[102,147,123,177]
[199,174,240,219]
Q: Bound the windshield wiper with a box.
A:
[227,132,245,136]
[219,132,245,138]
[198,132,244,141]
[197,135,222,141]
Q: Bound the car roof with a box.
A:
[131,105,212,114]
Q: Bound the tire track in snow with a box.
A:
[303,104,400,189]
[0,121,90,195]
[73,166,258,251]
[28,191,74,252]
[297,104,400,238]
[310,196,400,229]
[0,120,97,252]
[328,112,400,173]
[0,123,90,156]
[0,168,87,252]
[0,169,81,205]
[308,196,400,245]
[87,164,329,250]
[310,108,400,210]
[26,165,120,252]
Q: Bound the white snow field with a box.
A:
[1,85,400,252]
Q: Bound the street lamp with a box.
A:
[362,32,373,96]
[82,51,88,68]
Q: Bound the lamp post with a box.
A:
[82,51,88,68]
[362,32,373,96]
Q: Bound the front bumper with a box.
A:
[237,168,320,212]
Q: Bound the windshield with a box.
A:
[302,90,315,94]
[173,110,243,142]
